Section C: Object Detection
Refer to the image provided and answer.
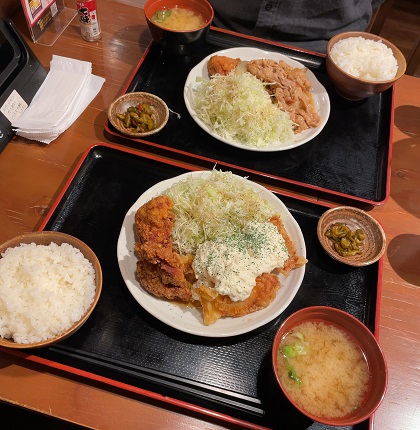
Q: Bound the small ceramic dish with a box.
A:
[108,92,169,138]
[272,306,388,426]
[317,206,386,266]
[0,231,102,349]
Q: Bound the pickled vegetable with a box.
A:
[325,222,366,257]
[116,103,155,133]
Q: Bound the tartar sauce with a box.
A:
[192,221,289,301]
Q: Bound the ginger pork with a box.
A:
[247,59,321,133]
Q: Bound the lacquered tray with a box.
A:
[2,144,382,430]
[105,27,394,205]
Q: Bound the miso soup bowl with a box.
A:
[144,0,214,56]
[326,31,406,100]
[272,306,387,426]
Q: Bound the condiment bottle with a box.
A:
[76,0,101,42]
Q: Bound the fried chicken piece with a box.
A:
[269,214,307,275]
[207,55,241,76]
[195,273,281,325]
[194,214,307,325]
[135,195,307,325]
[134,195,193,302]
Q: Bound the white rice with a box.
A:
[0,242,96,344]
[330,36,398,81]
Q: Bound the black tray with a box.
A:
[17,144,380,429]
[105,28,393,206]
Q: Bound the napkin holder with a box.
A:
[0,18,47,152]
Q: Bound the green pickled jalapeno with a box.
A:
[325,222,366,257]
[116,103,155,133]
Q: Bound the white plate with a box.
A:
[184,47,330,152]
[117,171,306,337]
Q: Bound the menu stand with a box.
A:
[20,0,76,46]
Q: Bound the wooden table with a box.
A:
[1,1,419,429]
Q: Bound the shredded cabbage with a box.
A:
[191,72,295,148]
[163,170,277,254]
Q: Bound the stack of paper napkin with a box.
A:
[12,55,105,144]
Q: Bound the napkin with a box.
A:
[12,55,105,144]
